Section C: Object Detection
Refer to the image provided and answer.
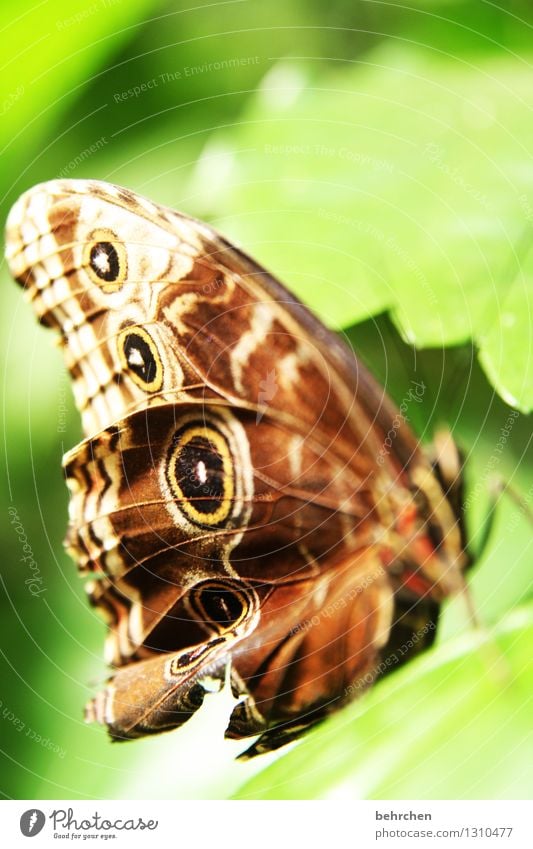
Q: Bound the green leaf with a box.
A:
[185,47,533,410]
[234,604,533,799]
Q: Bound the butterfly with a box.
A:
[5,179,470,757]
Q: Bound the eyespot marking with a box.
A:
[165,423,234,527]
[83,228,127,291]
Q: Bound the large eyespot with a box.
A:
[117,326,163,392]
[166,423,234,527]
[83,228,127,292]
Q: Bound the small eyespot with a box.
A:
[187,580,255,635]
[167,638,226,676]
[166,423,234,527]
[117,326,163,392]
[83,228,127,291]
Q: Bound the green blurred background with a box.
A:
[1,0,532,800]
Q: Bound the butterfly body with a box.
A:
[6,180,469,756]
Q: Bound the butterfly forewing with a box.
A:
[5,179,469,756]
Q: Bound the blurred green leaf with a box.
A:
[478,236,533,410]
[234,603,533,799]
[185,47,533,410]
[0,0,162,187]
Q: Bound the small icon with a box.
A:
[20,809,46,837]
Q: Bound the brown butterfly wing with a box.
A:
[84,550,393,755]
[5,179,423,470]
[6,180,469,754]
